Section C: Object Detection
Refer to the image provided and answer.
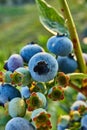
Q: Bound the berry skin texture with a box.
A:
[7,54,23,72]
[57,124,67,130]
[57,55,78,74]
[5,117,36,130]
[20,43,44,63]
[21,86,30,99]
[0,84,21,104]
[47,35,73,56]
[28,52,58,82]
[8,97,26,118]
[81,115,87,128]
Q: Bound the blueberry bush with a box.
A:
[0,0,87,130]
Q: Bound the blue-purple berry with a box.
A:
[57,55,78,74]
[7,54,23,72]
[20,42,44,63]
[28,52,58,82]
[5,117,36,130]
[81,115,87,128]
[0,84,21,104]
[57,124,67,130]
[20,86,30,99]
[47,35,73,56]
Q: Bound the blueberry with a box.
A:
[5,117,36,130]
[8,97,26,118]
[3,61,9,71]
[31,108,52,129]
[14,67,31,86]
[0,84,21,104]
[71,100,87,111]
[57,124,67,130]
[81,115,87,128]
[21,86,30,99]
[26,92,47,111]
[76,92,86,101]
[58,115,70,127]
[7,54,23,72]
[20,43,44,63]
[57,55,78,74]
[47,35,73,56]
[70,111,80,121]
[28,52,58,82]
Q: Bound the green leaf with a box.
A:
[35,0,69,35]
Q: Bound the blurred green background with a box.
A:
[0,0,87,70]
[0,0,87,130]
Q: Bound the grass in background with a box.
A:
[0,0,87,69]
[0,4,51,69]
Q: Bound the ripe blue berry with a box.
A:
[5,117,36,130]
[81,115,87,128]
[0,84,21,104]
[57,55,78,74]
[3,61,9,71]
[47,35,73,56]
[7,54,23,72]
[57,124,67,130]
[21,86,30,99]
[28,52,58,82]
[20,42,44,63]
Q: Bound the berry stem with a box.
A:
[58,0,86,73]
[69,81,81,93]
[69,80,87,97]
[68,73,87,80]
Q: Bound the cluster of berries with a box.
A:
[57,92,87,130]
[0,34,84,130]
